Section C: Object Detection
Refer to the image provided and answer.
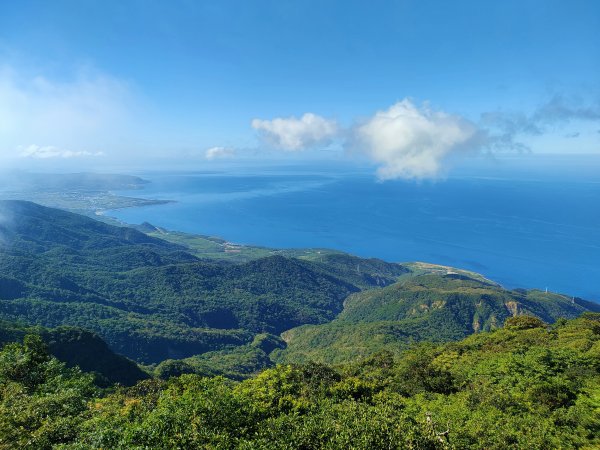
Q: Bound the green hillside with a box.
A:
[0,320,146,386]
[0,201,406,364]
[275,273,593,364]
[1,314,598,449]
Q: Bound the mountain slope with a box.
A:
[0,320,146,386]
[274,272,593,364]
[0,201,397,363]
[0,200,194,266]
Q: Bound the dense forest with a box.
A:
[275,274,597,364]
[0,201,406,363]
[0,314,598,449]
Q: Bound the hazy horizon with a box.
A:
[1,1,599,179]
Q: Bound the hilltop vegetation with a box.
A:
[150,227,409,287]
[0,314,598,449]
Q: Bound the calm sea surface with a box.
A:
[110,158,600,301]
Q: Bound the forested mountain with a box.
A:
[0,201,405,363]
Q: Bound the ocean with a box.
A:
[110,156,600,301]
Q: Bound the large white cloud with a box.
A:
[251,113,338,151]
[349,100,479,179]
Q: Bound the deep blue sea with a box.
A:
[110,156,600,301]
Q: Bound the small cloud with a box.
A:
[205,146,235,160]
[564,132,580,138]
[347,99,479,180]
[533,94,600,124]
[19,144,104,159]
[251,113,338,151]
[480,111,543,137]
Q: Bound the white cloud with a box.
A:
[205,146,235,160]
[348,99,479,179]
[0,65,133,161]
[251,113,338,151]
[19,144,104,159]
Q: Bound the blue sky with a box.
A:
[1,0,599,177]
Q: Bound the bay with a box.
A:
[110,158,600,301]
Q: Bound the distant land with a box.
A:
[0,171,172,217]
[2,168,599,302]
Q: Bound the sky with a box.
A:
[1,0,599,178]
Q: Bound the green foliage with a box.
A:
[154,342,276,381]
[0,201,368,363]
[67,370,445,449]
[306,252,409,289]
[504,315,546,330]
[0,321,147,387]
[146,229,275,262]
[0,317,598,448]
[155,359,199,379]
[42,327,149,387]
[275,275,591,365]
[581,312,600,321]
[1,201,596,372]
[0,335,97,450]
[1,200,600,448]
